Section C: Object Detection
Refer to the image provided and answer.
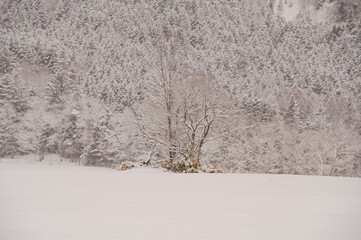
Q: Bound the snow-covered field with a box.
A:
[1,156,361,240]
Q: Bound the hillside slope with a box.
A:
[1,0,360,176]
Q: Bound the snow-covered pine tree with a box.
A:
[0,104,19,158]
[62,109,82,163]
[282,95,300,124]
[54,0,71,21]
[46,68,74,110]
[81,124,102,166]
[31,117,52,162]
[81,108,117,166]
[0,67,29,114]
[97,109,116,165]
[0,74,12,102]
[30,0,48,30]
[55,118,68,162]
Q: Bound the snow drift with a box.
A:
[1,157,361,240]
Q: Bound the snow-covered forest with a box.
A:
[0,0,360,176]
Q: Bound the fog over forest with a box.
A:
[0,0,360,176]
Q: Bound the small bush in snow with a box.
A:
[201,164,225,173]
[161,159,199,173]
[119,161,135,171]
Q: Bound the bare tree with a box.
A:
[135,33,185,162]
[137,42,236,169]
[135,32,238,170]
[174,73,234,169]
[307,128,360,176]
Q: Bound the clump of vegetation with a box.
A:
[119,161,135,171]
[201,164,225,173]
[161,159,199,173]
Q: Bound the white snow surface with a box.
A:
[1,155,361,240]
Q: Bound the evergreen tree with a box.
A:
[64,109,82,163]
[46,68,74,109]
[0,104,19,158]
[55,118,68,162]
[31,0,48,30]
[81,109,117,166]
[32,117,52,161]
[277,0,284,16]
[81,124,102,166]
[283,95,300,124]
[55,0,71,21]
[0,65,28,114]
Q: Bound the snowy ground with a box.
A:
[1,155,361,240]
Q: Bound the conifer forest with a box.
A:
[0,0,360,176]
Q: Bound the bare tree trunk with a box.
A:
[189,142,195,162]
[329,148,338,176]
[316,151,324,176]
[195,125,211,169]
[144,150,154,165]
[38,136,43,162]
[59,139,63,162]
[70,139,74,163]
[168,113,174,161]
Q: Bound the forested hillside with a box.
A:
[0,0,360,176]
